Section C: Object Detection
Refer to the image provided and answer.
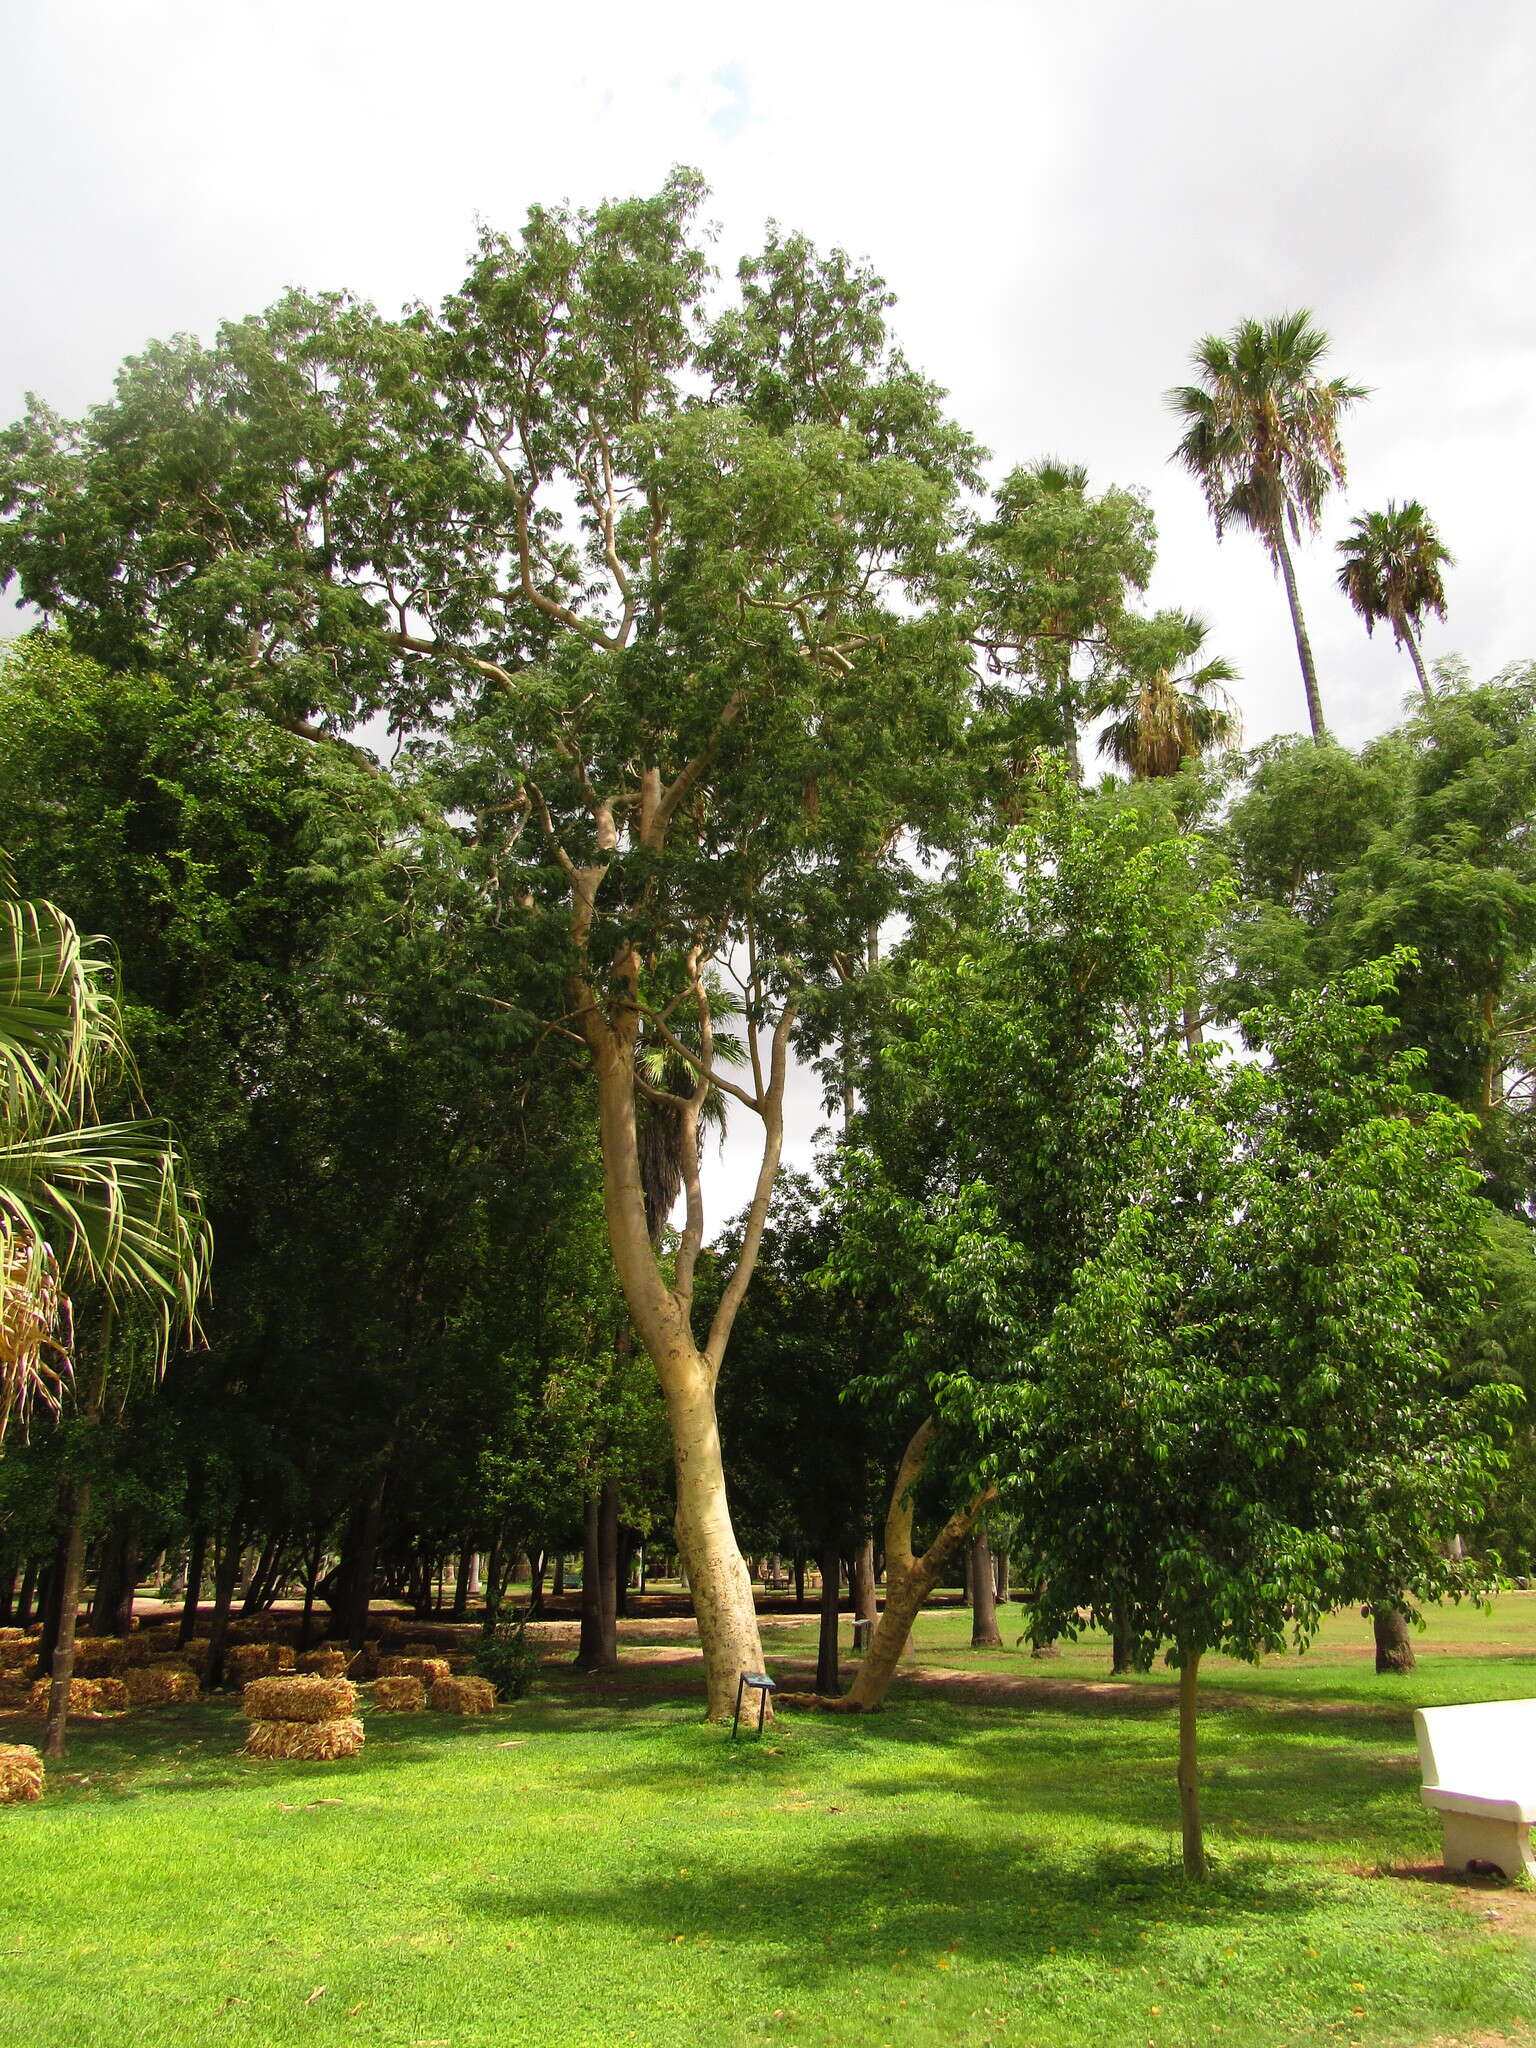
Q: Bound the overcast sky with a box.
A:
[5,0,1533,1216]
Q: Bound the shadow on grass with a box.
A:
[461,1825,1332,1992]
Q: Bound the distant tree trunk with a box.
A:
[1372,1602,1416,1674]
[815,1539,841,1695]
[528,1548,546,1617]
[598,1477,619,1658]
[959,1538,973,1607]
[575,1486,619,1671]
[240,1532,282,1616]
[299,1545,325,1650]
[0,1567,12,1628]
[1274,529,1326,742]
[485,1535,507,1616]
[338,1475,387,1653]
[90,1512,140,1636]
[203,1528,245,1690]
[970,1529,1002,1648]
[42,1481,92,1760]
[844,1420,994,1712]
[993,1546,1010,1604]
[793,1551,807,1609]
[468,1551,484,1598]
[1177,1650,1207,1880]
[615,1526,640,1618]
[637,1542,647,1596]
[35,1525,71,1679]
[16,1558,39,1629]
[178,1527,209,1646]
[1111,1607,1135,1676]
[552,1552,565,1598]
[852,1537,878,1626]
[452,1540,473,1622]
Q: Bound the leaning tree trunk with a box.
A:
[1177,1649,1208,1881]
[1398,614,1434,706]
[1274,530,1326,743]
[843,1420,994,1712]
[1372,1602,1416,1674]
[970,1528,1002,1649]
[664,1352,767,1716]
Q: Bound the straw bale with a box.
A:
[176,1637,213,1672]
[241,1674,357,1723]
[69,1635,130,1676]
[27,1676,128,1715]
[377,1655,449,1682]
[227,1614,279,1642]
[0,1627,24,1642]
[141,1623,182,1652]
[0,1743,43,1803]
[122,1664,200,1706]
[371,1675,425,1712]
[226,1642,296,1684]
[242,1715,364,1761]
[1,1639,35,1671]
[0,1676,29,1712]
[295,1648,349,1677]
[429,1674,496,1715]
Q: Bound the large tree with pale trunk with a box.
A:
[0,172,983,1717]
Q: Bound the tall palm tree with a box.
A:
[1168,311,1367,743]
[1335,499,1453,704]
[1098,610,1241,779]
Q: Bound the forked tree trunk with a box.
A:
[1372,1602,1416,1674]
[843,1421,993,1712]
[970,1529,1002,1649]
[1274,530,1326,743]
[1177,1650,1207,1880]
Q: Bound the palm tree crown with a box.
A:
[1168,311,1367,742]
[1335,499,1452,703]
[1099,610,1241,780]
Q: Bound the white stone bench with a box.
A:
[1414,1698,1536,1880]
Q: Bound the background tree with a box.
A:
[1097,608,1240,780]
[1168,310,1366,742]
[1335,499,1453,704]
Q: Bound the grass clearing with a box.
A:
[0,1598,1533,2048]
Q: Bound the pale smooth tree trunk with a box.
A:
[1177,1651,1207,1881]
[1274,530,1326,743]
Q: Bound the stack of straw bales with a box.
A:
[429,1675,496,1716]
[241,1674,363,1760]
[0,1743,44,1803]
[28,1676,128,1716]
[296,1647,349,1677]
[122,1664,200,1706]
[227,1642,296,1685]
[372,1675,425,1712]
[377,1654,450,1684]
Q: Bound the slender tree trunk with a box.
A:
[35,1527,70,1679]
[300,1547,324,1650]
[240,1532,282,1616]
[452,1540,473,1622]
[1399,616,1433,705]
[16,1557,39,1629]
[1177,1650,1207,1880]
[993,1546,1010,1604]
[843,1420,994,1711]
[203,1529,244,1690]
[1274,530,1326,742]
[552,1552,565,1599]
[970,1529,1002,1649]
[1372,1602,1416,1674]
[0,1566,12,1627]
[815,1539,841,1694]
[575,1490,605,1669]
[852,1536,878,1626]
[615,1525,639,1619]
[178,1526,209,1646]
[959,1538,973,1608]
[42,1481,92,1760]
[793,1551,806,1609]
[598,1478,620,1662]
[528,1548,546,1617]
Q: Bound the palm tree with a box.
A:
[1,862,209,1757]
[1098,610,1241,779]
[1335,499,1452,704]
[1168,311,1367,743]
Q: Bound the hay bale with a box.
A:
[429,1674,496,1716]
[0,1743,43,1803]
[69,1635,129,1676]
[295,1648,348,1677]
[0,1627,24,1643]
[26,1676,127,1716]
[176,1637,213,1673]
[226,1642,296,1685]
[241,1674,356,1723]
[372,1675,424,1713]
[0,1677,29,1713]
[122,1664,200,1706]
[377,1655,449,1683]
[242,1715,364,1761]
[140,1623,182,1653]
[227,1614,279,1642]
[0,1640,35,1672]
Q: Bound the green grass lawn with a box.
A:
[2,1598,1534,2048]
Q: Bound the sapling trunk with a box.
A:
[1177,1651,1207,1881]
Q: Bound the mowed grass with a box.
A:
[0,1600,1532,2048]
